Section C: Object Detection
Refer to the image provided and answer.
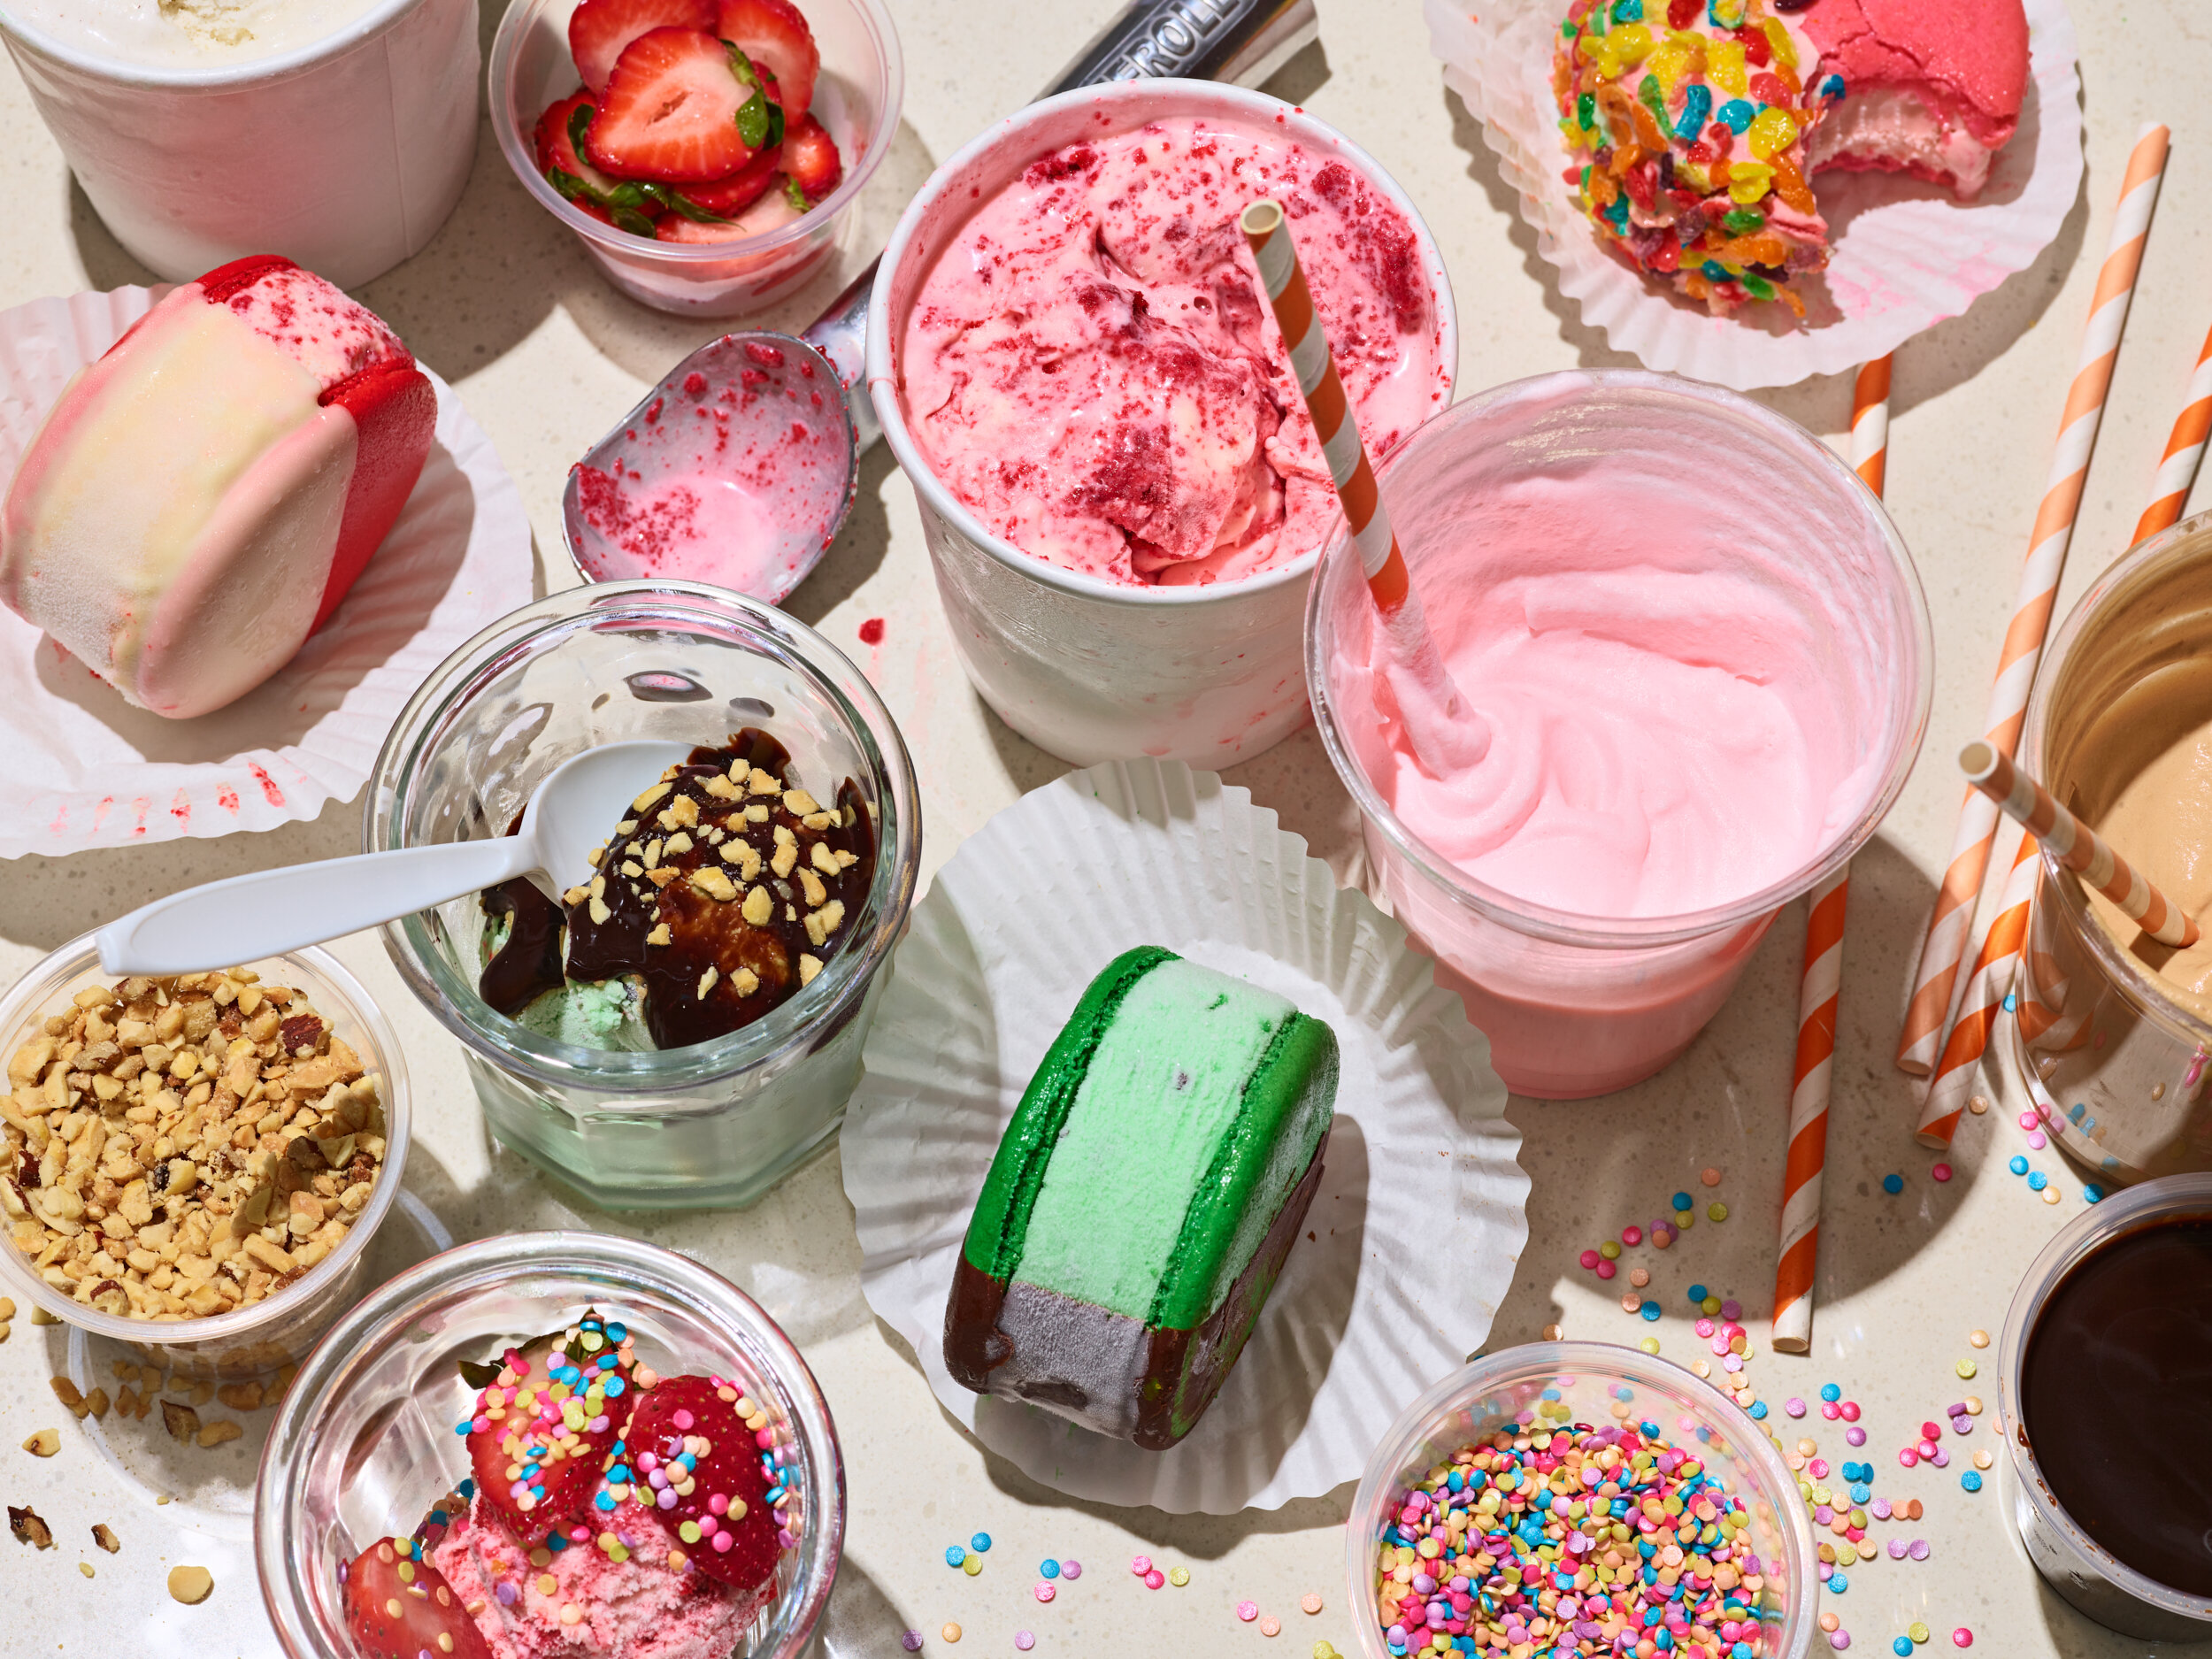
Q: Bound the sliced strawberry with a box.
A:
[588,27,777,183]
[672,142,782,217]
[457,1314,636,1538]
[340,1538,495,1659]
[567,0,711,93]
[780,112,841,204]
[535,92,623,197]
[712,0,817,114]
[655,181,805,242]
[618,1374,780,1590]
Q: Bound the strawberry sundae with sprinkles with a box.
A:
[338,1310,799,1659]
[1552,0,1847,316]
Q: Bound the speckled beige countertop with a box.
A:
[3,1,2209,1655]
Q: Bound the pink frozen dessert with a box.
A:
[0,255,434,718]
[339,1312,792,1659]
[1799,0,2031,201]
[895,117,1448,588]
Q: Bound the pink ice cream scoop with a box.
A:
[896,116,1447,588]
[1798,0,2031,200]
[430,1494,769,1659]
[0,255,434,718]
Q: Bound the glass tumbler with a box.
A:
[1345,1341,1816,1659]
[255,1230,843,1659]
[366,580,920,1210]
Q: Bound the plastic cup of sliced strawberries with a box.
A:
[490,0,900,316]
[255,1231,844,1659]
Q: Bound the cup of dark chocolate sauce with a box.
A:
[2001,1172,2212,1641]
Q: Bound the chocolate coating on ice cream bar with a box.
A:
[944,946,1337,1448]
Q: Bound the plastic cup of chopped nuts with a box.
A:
[0,933,410,1379]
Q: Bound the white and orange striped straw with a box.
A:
[1895,123,2170,1075]
[1916,833,2038,1147]
[1961,740,2199,947]
[2135,320,2212,544]
[1240,198,1487,771]
[1770,356,1891,1353]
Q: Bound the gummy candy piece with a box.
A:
[1770,153,1816,213]
[1638,73,1674,140]
[1725,160,1773,204]
[1647,42,1692,95]
[1706,39,1747,95]
[1754,66,1800,103]
[1676,84,1712,145]
[1595,21,1654,78]
[1604,192,1632,227]
[1630,99,1666,150]
[1718,232,1787,267]
[1708,0,1745,25]
[1666,0,1699,23]
[1739,25,1770,67]
[1717,98,1755,134]
[1747,106,1798,160]
[1700,258,1732,283]
[1741,271,1776,301]
[1720,206,1765,234]
[1650,234,1683,273]
[1578,90,1597,130]
[1761,16,1797,70]
[1611,0,1643,20]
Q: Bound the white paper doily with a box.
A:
[841,759,1529,1514]
[1427,0,2084,388]
[0,284,536,856]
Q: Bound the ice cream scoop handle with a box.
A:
[95,839,535,976]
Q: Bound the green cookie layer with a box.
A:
[961,947,1338,1332]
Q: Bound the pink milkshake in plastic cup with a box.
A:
[1308,372,1931,1098]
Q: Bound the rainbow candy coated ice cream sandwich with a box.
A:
[0,255,434,718]
[945,946,1338,1449]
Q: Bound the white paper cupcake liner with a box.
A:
[0,285,536,856]
[1427,0,2084,389]
[841,759,1529,1514]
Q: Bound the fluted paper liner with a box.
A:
[841,759,1529,1513]
[0,284,534,856]
[1425,0,2083,389]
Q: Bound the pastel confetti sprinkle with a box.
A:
[1301,1594,1324,1615]
[902,1632,923,1652]
[1169,1567,1190,1587]
[945,1547,965,1568]
[1034,1583,1056,1602]
[1015,1636,1034,1653]
[1041,1559,1059,1579]
[1261,1617,1282,1637]
[970,1532,991,1553]
[1952,1631,1973,1648]
[1238,1601,1260,1623]
[1061,1561,1082,1579]
[1882,1174,1903,1194]
[1956,1359,1978,1379]
[1931,1163,1953,1182]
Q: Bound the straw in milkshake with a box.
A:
[1240,197,1486,775]
[1895,123,2171,1074]
[2135,319,2212,544]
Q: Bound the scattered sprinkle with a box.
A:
[1968,1330,1988,1348]
[1882,1174,1903,1194]
[1909,1623,1931,1643]
[1041,1559,1059,1579]
[1261,1617,1282,1637]
[1034,1582,1056,1602]
[1169,1566,1189,1587]
[1145,1570,1164,1590]
[1238,1601,1260,1623]
[1301,1594,1324,1615]
[1542,1324,1564,1341]
[1955,1359,1978,1379]
[1961,1471,1983,1493]
[1016,1636,1034,1653]
[963,1555,982,1577]
[1969,1095,1989,1115]
[945,1546,966,1568]
[2085,1184,2105,1203]
[971,1532,991,1553]
[941,1624,961,1643]
[1931,1163,1953,1182]
[1708,1202,1729,1222]
[1952,1631,1973,1648]
[2028,1171,2048,1192]
[2008,1156,2029,1176]
[1701,1168,1723,1187]
[1062,1561,1082,1579]
[1130,1555,1151,1576]
[902,1632,923,1652]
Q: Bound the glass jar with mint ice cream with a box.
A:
[367,581,919,1209]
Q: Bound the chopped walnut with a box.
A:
[8,1505,52,1548]
[91,1524,119,1554]
[3,971,387,1326]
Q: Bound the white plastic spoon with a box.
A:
[95,740,696,976]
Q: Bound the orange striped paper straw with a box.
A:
[1916,833,2039,1146]
[1961,740,2199,948]
[1241,198,1487,770]
[2135,320,2212,543]
[1896,123,2170,1074]
[1770,357,1892,1352]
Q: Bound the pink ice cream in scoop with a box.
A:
[430,1494,767,1659]
[896,117,1447,588]
[1801,0,2030,200]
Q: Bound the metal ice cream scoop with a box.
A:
[564,0,1319,601]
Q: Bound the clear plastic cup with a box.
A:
[1346,1341,1816,1659]
[365,580,920,1210]
[0,933,411,1378]
[1997,1172,2212,1640]
[865,77,1456,769]
[1307,371,1932,1099]
[488,0,902,317]
[254,1230,843,1659]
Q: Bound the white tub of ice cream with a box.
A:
[866,79,1455,769]
[0,0,476,287]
